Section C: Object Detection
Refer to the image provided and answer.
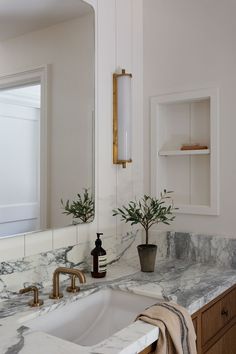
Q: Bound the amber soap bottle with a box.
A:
[91,233,107,278]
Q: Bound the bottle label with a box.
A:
[98,255,107,273]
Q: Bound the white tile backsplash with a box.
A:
[25,230,53,256]
[0,235,24,261]
[52,226,77,249]
[78,221,97,244]
[77,224,88,243]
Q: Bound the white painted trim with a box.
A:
[209,88,220,216]
[83,0,96,9]
[88,0,97,230]
[39,66,49,230]
[0,66,47,88]
[132,0,144,199]
[151,87,220,216]
[151,88,218,105]
[174,204,219,216]
[150,97,158,198]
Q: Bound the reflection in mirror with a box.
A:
[0,0,95,238]
[0,84,41,236]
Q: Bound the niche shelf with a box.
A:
[151,88,219,215]
[159,149,210,156]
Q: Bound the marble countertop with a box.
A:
[1,258,236,354]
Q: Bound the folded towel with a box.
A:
[136,301,197,354]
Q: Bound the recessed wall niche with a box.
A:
[151,88,219,215]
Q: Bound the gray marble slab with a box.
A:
[1,231,236,353]
[167,232,236,268]
[0,256,236,353]
[2,230,236,299]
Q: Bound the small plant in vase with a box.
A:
[113,190,176,272]
[61,188,95,224]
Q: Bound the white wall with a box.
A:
[144,0,236,237]
[0,13,95,229]
[0,0,143,261]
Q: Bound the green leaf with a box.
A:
[61,188,95,224]
[112,190,176,242]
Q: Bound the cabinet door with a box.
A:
[202,288,236,345]
[205,323,236,354]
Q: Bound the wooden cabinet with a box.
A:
[201,287,236,346]
[195,285,236,354]
[139,284,236,354]
[204,323,236,354]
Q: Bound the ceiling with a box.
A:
[0,0,93,41]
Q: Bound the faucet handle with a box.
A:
[67,275,80,293]
[19,286,44,307]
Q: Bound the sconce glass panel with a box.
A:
[113,69,132,168]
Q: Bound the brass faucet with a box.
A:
[67,275,81,293]
[49,267,86,299]
[19,286,44,307]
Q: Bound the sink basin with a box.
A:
[26,288,157,346]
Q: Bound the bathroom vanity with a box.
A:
[1,232,236,353]
[1,252,236,354]
[141,284,236,354]
[192,284,236,354]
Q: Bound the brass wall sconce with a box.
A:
[113,69,132,168]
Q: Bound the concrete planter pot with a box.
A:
[137,244,157,272]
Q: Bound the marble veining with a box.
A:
[0,231,139,300]
[1,255,236,353]
[167,231,236,268]
[1,231,236,353]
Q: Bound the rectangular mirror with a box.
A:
[0,0,95,238]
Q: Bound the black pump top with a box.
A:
[95,232,103,247]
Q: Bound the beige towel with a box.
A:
[136,302,197,354]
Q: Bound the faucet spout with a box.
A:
[19,285,44,307]
[49,267,86,299]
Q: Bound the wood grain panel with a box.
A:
[139,284,236,354]
[204,323,236,354]
[202,287,236,345]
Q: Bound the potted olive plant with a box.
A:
[61,188,95,224]
[113,190,176,272]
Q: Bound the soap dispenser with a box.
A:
[91,233,107,278]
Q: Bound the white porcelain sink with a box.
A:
[26,288,157,346]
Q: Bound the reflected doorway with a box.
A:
[0,83,41,236]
